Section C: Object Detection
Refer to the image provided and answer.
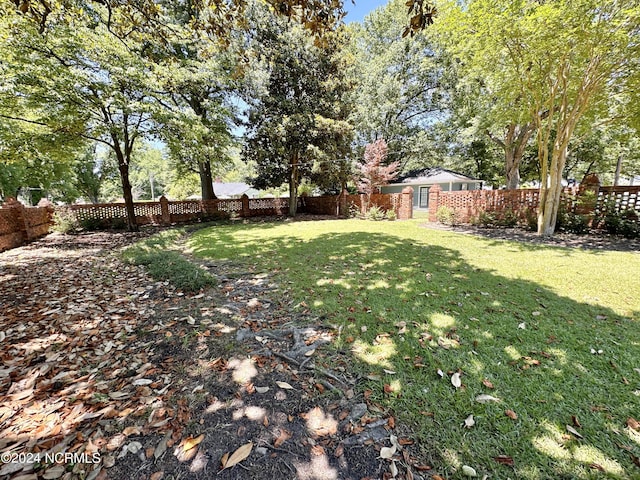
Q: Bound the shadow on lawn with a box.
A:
[192,222,640,479]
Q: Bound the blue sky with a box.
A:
[343,0,389,23]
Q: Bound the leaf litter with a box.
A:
[0,230,431,480]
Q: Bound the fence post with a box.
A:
[428,185,441,222]
[241,194,250,217]
[400,187,414,220]
[159,196,170,225]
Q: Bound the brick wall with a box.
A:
[0,198,54,252]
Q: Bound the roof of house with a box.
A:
[393,167,479,185]
[213,182,252,197]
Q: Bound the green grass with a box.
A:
[189,219,640,479]
[122,229,216,292]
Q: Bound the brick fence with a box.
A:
[428,180,640,226]
[0,198,54,252]
[0,188,414,252]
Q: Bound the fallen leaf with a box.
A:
[132,378,153,386]
[414,464,432,471]
[379,444,397,459]
[274,429,291,448]
[463,414,475,428]
[627,418,640,431]
[183,434,204,452]
[276,381,294,390]
[451,372,462,389]
[482,379,494,389]
[255,386,269,394]
[475,394,500,403]
[494,455,514,466]
[383,369,396,375]
[505,410,518,420]
[572,416,582,428]
[310,445,325,456]
[437,369,444,378]
[334,444,344,457]
[42,465,66,479]
[462,465,478,477]
[221,442,253,470]
[589,463,605,472]
[149,472,164,480]
[390,460,398,478]
[566,425,583,439]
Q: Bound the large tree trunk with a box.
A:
[288,152,299,217]
[538,144,568,236]
[488,123,535,190]
[613,154,623,186]
[504,148,521,190]
[199,160,217,200]
[115,150,138,232]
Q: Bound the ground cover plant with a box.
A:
[190,218,640,479]
[122,229,216,292]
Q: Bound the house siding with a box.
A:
[381,182,481,208]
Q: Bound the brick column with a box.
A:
[3,198,26,249]
[241,194,250,217]
[399,187,414,220]
[576,174,600,217]
[159,196,171,225]
[428,185,442,223]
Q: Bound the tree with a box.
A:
[348,0,451,172]
[152,1,237,201]
[436,0,640,235]
[355,139,399,197]
[1,5,159,230]
[242,6,353,216]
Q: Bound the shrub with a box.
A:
[366,205,386,221]
[80,217,108,231]
[52,208,79,234]
[603,209,639,238]
[385,209,397,221]
[123,230,216,292]
[436,206,462,226]
[348,203,362,219]
[559,213,591,234]
[522,209,538,232]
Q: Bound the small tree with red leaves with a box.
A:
[356,139,399,203]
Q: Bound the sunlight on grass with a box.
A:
[189,219,640,479]
[351,339,396,368]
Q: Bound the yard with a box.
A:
[189,218,640,479]
[1,217,638,480]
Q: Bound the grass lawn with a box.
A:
[189,218,640,479]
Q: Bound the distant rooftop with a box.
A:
[394,167,479,184]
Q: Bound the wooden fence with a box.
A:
[0,188,415,252]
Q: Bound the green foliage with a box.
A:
[555,210,591,235]
[51,208,79,234]
[241,4,354,214]
[348,0,451,172]
[123,230,216,292]
[602,209,640,239]
[365,205,386,221]
[435,205,461,226]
